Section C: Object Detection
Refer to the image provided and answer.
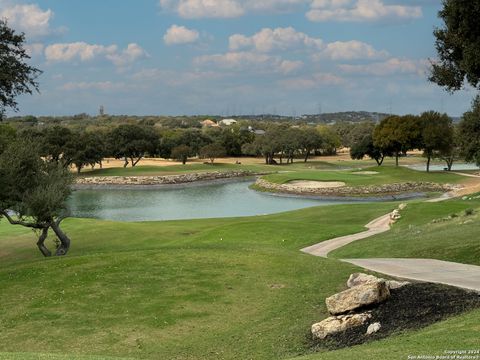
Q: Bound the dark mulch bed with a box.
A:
[308,282,480,351]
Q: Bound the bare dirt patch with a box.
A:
[287,180,346,189]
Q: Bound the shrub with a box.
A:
[464,208,474,216]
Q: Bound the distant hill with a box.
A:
[299,111,390,124]
[238,111,391,124]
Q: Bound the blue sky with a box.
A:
[1,0,476,117]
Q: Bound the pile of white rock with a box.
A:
[311,273,409,340]
[390,203,407,222]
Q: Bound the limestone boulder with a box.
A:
[386,280,410,289]
[326,281,390,315]
[311,313,372,340]
[366,322,381,335]
[347,273,409,290]
[390,209,401,220]
[347,273,381,288]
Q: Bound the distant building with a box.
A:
[99,105,105,116]
[248,126,265,135]
[219,118,237,126]
[200,119,219,127]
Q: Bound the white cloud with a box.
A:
[244,0,308,12]
[229,27,323,52]
[318,40,388,60]
[159,0,309,18]
[228,27,386,62]
[278,60,304,74]
[61,81,127,91]
[44,42,147,67]
[338,58,426,76]
[0,2,54,38]
[159,0,244,18]
[306,0,422,22]
[194,51,302,74]
[106,43,148,67]
[45,42,116,62]
[279,72,346,89]
[164,24,199,45]
[194,51,272,70]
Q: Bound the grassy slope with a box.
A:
[263,166,465,187]
[293,197,480,360]
[0,204,395,360]
[1,197,479,359]
[331,198,480,265]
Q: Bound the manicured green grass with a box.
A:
[0,204,396,360]
[263,165,466,187]
[1,197,479,359]
[0,353,130,360]
[81,163,268,177]
[79,161,339,177]
[331,198,480,265]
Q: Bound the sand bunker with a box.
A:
[287,180,346,189]
[353,171,379,175]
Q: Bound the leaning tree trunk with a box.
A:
[447,159,453,171]
[375,155,385,166]
[443,156,454,171]
[50,219,71,256]
[0,211,71,257]
[131,156,143,167]
[36,227,52,257]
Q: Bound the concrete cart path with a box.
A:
[300,213,392,257]
[342,258,480,292]
[301,211,480,292]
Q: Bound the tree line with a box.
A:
[349,99,480,171]
[3,99,480,173]
[0,122,343,171]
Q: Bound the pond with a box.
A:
[408,163,480,172]
[67,180,351,222]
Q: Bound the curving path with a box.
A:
[300,214,392,257]
[301,212,480,292]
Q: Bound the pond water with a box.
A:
[408,163,480,172]
[67,180,351,222]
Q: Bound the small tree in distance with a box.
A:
[373,116,404,166]
[171,145,192,165]
[350,133,385,166]
[108,124,159,167]
[199,143,226,164]
[420,111,454,172]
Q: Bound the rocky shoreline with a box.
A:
[74,171,260,188]
[254,178,459,197]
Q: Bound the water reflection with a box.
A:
[67,180,348,222]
